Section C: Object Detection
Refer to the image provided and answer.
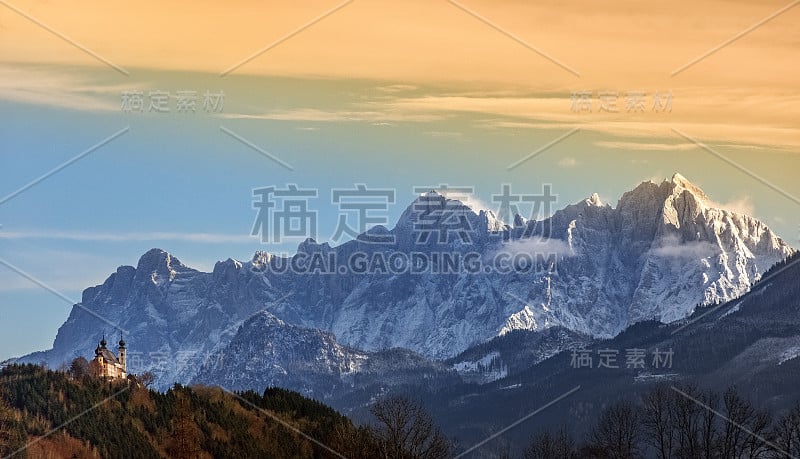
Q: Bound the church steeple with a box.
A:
[118,335,127,373]
[89,332,128,381]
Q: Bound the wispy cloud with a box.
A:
[0,64,124,112]
[219,108,446,123]
[594,141,698,151]
[651,234,718,259]
[424,188,493,215]
[5,61,799,151]
[710,195,755,216]
[496,238,575,258]
[375,84,418,93]
[425,130,464,139]
[557,157,579,168]
[0,229,254,244]
[369,93,800,150]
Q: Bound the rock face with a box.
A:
[194,310,363,395]
[21,249,284,385]
[192,310,455,399]
[20,174,795,388]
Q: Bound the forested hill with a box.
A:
[0,364,380,458]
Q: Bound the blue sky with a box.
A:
[6,69,800,358]
[1,63,798,361]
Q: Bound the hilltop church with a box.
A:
[88,336,127,381]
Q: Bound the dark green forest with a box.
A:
[4,363,800,458]
[0,364,383,458]
[0,364,455,458]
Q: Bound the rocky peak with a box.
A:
[133,248,194,289]
[252,250,276,265]
[586,193,604,207]
[135,248,184,274]
[393,190,505,247]
[297,237,333,255]
[615,174,711,225]
[670,172,704,194]
[212,258,243,280]
[666,172,711,213]
[247,310,286,329]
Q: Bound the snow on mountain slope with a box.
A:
[193,310,456,398]
[21,249,292,386]
[327,174,792,355]
[19,174,795,387]
[193,310,367,395]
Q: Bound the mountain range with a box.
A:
[17,174,795,395]
[416,251,800,457]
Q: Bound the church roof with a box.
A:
[98,348,120,365]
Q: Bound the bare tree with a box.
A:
[642,384,676,459]
[524,427,575,459]
[138,371,156,389]
[672,383,704,458]
[719,387,752,457]
[369,395,451,459]
[590,400,641,459]
[663,385,773,459]
[716,387,774,458]
[742,410,772,459]
[773,402,800,458]
[329,422,380,459]
[698,389,719,459]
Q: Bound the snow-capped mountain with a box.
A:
[20,249,283,385]
[20,174,795,388]
[194,310,366,395]
[192,310,456,399]
[422,252,800,455]
[325,173,792,355]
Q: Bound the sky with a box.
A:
[1,0,799,361]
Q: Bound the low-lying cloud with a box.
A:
[498,237,575,257]
[651,234,718,259]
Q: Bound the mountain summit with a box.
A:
[20,174,795,387]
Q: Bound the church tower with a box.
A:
[89,334,127,380]
[118,337,127,373]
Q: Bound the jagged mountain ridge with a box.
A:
[416,252,800,457]
[192,310,458,399]
[20,174,795,388]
